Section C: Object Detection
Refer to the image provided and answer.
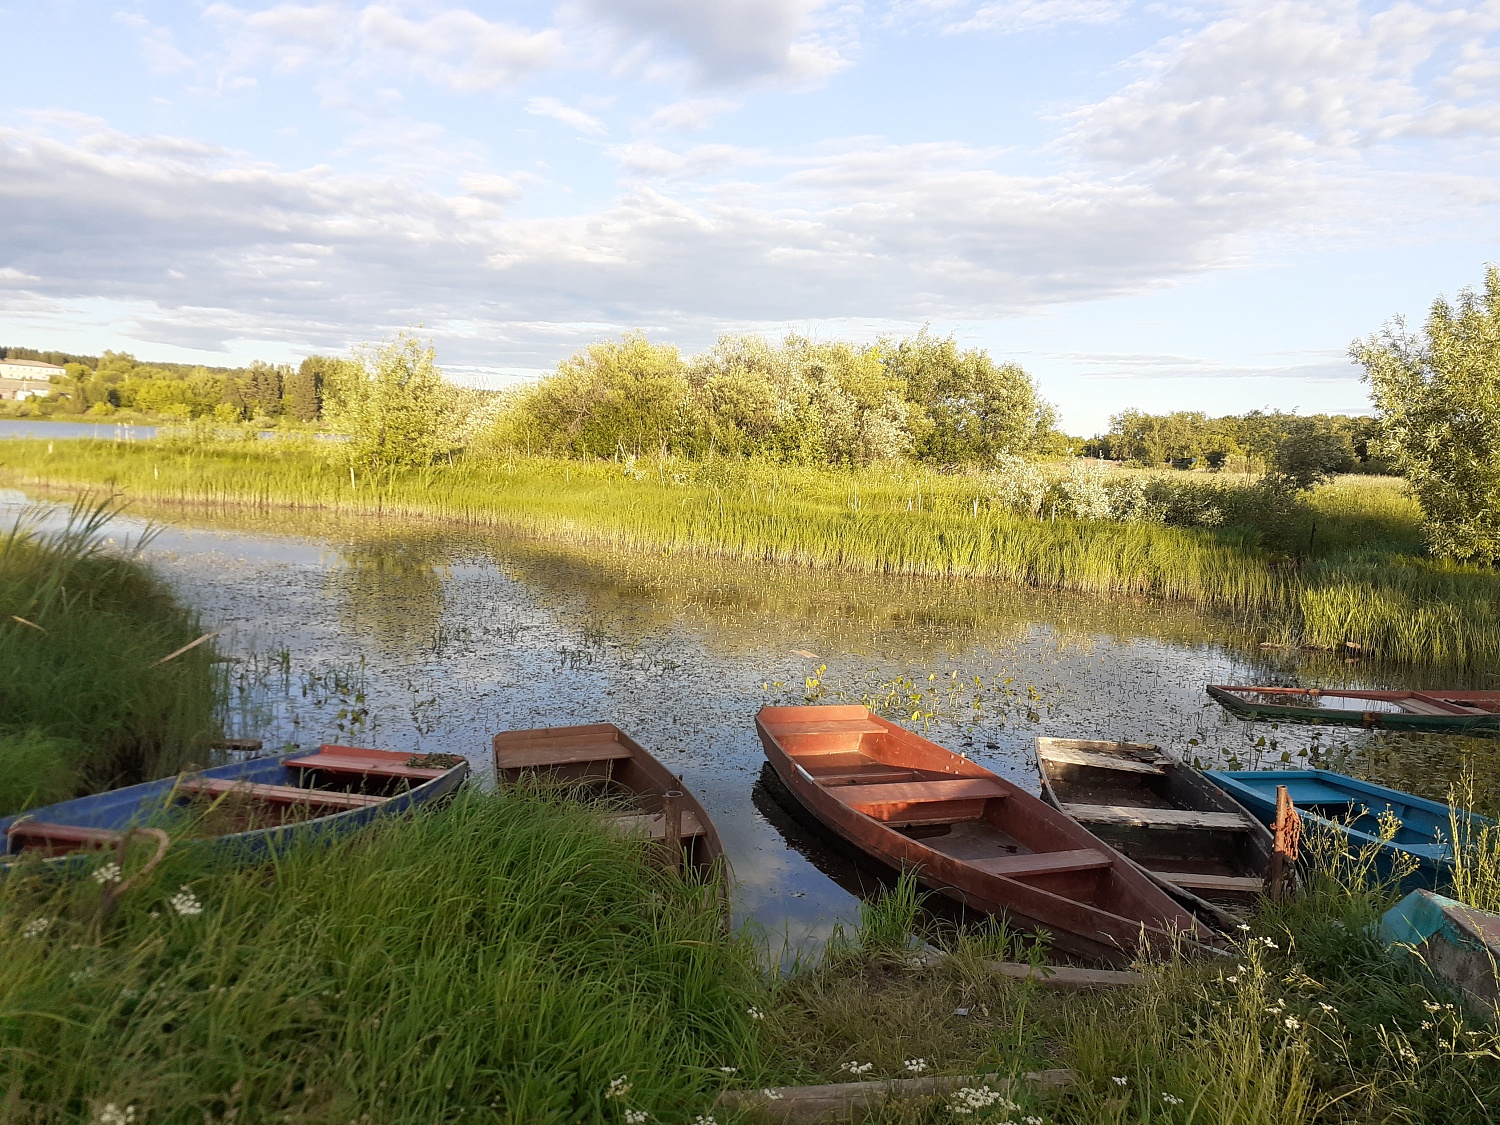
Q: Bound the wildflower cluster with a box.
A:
[904,1057,928,1074]
[605,1076,631,1100]
[168,886,203,917]
[92,862,122,886]
[95,1106,137,1125]
[949,1086,1020,1116]
[839,1061,874,1076]
[20,917,51,939]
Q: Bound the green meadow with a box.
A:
[2,438,1498,667]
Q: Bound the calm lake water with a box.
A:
[6,489,1496,951]
[0,419,158,440]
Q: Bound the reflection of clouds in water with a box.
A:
[8,491,1493,938]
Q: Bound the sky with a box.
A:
[2,2,1499,434]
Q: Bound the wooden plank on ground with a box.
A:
[717,1068,1074,1124]
[1062,803,1254,831]
[909,952,1143,988]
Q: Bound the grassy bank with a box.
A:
[2,440,1498,666]
[0,497,223,813]
[5,780,1498,1123]
[1,788,757,1124]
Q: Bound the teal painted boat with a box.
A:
[1207,685,1500,733]
[1203,769,1494,892]
[1380,889,1500,1008]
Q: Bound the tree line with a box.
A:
[0,348,352,424]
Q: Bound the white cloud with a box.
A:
[203,3,560,92]
[571,0,854,87]
[526,96,608,135]
[943,0,1132,34]
[644,97,742,131]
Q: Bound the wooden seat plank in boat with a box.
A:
[970,849,1111,878]
[1041,744,1166,775]
[178,777,384,810]
[759,705,1213,963]
[604,809,709,840]
[771,717,887,735]
[837,778,1009,806]
[808,764,920,786]
[1062,803,1256,831]
[1154,871,1265,894]
[285,747,450,781]
[494,739,633,770]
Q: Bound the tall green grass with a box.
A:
[0,789,757,1124]
[3,440,1498,665]
[0,496,223,812]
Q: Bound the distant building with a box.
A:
[0,358,64,400]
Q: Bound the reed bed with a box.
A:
[0,496,223,813]
[0,788,759,1125]
[3,440,1497,665]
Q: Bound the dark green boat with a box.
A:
[1207,685,1500,733]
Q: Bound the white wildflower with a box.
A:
[92,863,122,886]
[761,1089,782,1101]
[1024,1117,1045,1125]
[168,887,203,917]
[1111,1076,1128,1087]
[948,1085,1008,1116]
[1237,924,1251,932]
[693,1116,717,1125]
[1284,1017,1301,1031]
[1226,975,1239,984]
[95,1106,137,1125]
[20,917,51,939]
[605,1076,632,1100]
[1162,1093,1184,1106]
[624,1112,648,1125]
[1260,937,1279,950]
[1319,1003,1337,1013]
[904,1058,928,1074]
[746,1007,765,1021]
[718,1067,737,1074]
[839,1061,874,1076]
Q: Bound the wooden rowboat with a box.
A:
[1380,889,1500,1009]
[1208,685,1500,733]
[0,745,470,869]
[1204,768,1495,892]
[756,705,1214,963]
[1035,738,1274,915]
[492,722,728,884]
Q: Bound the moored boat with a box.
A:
[1379,889,1500,1009]
[756,704,1214,964]
[1035,738,1274,915]
[492,722,728,884]
[1203,768,1494,891]
[0,745,471,869]
[1207,685,1500,733]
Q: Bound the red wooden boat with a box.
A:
[492,722,728,885]
[756,705,1213,963]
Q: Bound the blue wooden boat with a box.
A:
[1379,889,1500,1008]
[0,745,469,870]
[1203,769,1493,891]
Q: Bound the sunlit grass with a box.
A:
[3,440,1497,665]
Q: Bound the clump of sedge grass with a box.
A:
[0,495,224,812]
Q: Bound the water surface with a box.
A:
[8,491,1496,951]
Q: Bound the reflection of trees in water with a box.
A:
[478,535,1234,662]
[328,534,453,656]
